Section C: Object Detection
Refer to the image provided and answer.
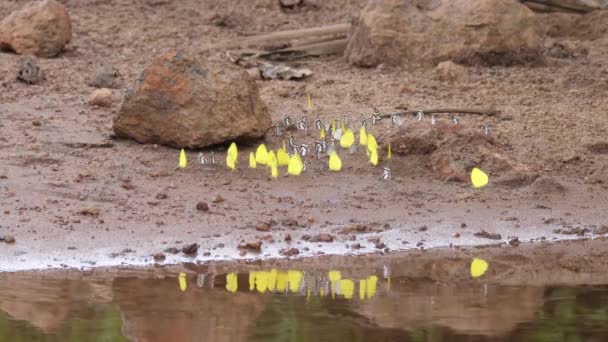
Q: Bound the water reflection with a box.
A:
[1,269,608,341]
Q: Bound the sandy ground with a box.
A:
[1,0,608,272]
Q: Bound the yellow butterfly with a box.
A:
[307,93,312,111]
[359,126,367,146]
[226,142,238,171]
[366,133,378,152]
[255,144,268,165]
[267,150,277,168]
[226,155,236,171]
[370,148,378,166]
[277,148,290,166]
[340,129,355,148]
[249,152,257,169]
[471,167,489,189]
[387,142,392,161]
[320,127,326,140]
[226,272,238,293]
[470,258,489,278]
[271,164,278,178]
[179,149,187,169]
[178,272,187,292]
[329,151,342,171]
[288,153,304,176]
[228,142,238,161]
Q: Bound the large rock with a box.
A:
[345,0,542,67]
[113,50,271,148]
[0,0,72,57]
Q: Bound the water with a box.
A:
[1,267,608,342]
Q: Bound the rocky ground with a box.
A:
[1,0,608,272]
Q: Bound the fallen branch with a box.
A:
[253,38,347,61]
[520,0,602,13]
[204,23,349,51]
[381,108,500,119]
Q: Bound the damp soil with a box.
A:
[1,0,608,271]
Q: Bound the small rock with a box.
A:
[238,240,262,251]
[203,251,211,256]
[375,242,387,249]
[88,88,114,107]
[593,226,608,235]
[279,247,299,257]
[246,67,261,80]
[32,119,42,126]
[212,194,224,203]
[17,56,41,84]
[196,201,209,211]
[418,225,428,232]
[284,233,292,242]
[280,0,302,8]
[152,253,166,261]
[474,230,502,240]
[181,243,199,255]
[367,236,381,244]
[79,207,99,217]
[281,218,298,227]
[256,223,270,232]
[301,234,311,241]
[508,237,520,247]
[310,233,334,243]
[88,63,122,89]
[355,224,368,232]
[453,232,460,238]
[435,61,467,82]
[155,192,168,200]
[553,227,589,236]
[351,243,362,249]
[164,247,180,254]
[3,235,16,244]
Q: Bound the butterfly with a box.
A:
[483,123,491,135]
[315,119,323,131]
[284,116,293,127]
[382,167,392,180]
[416,111,424,121]
[299,144,309,157]
[451,115,460,125]
[198,152,207,165]
[391,114,402,126]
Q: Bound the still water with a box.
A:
[1,265,608,342]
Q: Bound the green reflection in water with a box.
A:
[250,295,407,342]
[0,305,128,342]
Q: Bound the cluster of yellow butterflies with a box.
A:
[178,143,488,187]
[178,259,488,293]
[177,92,490,186]
[177,131,390,178]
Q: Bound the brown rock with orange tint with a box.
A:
[345,0,542,67]
[113,50,271,148]
[0,0,72,57]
